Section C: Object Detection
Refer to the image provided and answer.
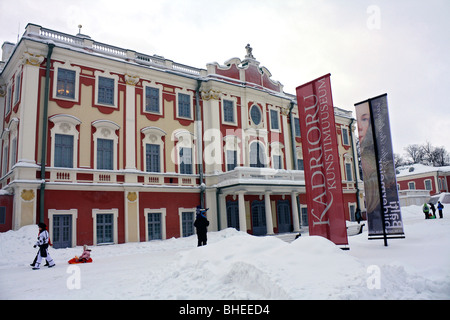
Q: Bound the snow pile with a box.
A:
[0,205,449,299]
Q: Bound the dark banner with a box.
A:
[355,94,404,238]
[296,74,348,246]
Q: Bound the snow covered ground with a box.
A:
[0,205,449,300]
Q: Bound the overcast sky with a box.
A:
[1,0,449,157]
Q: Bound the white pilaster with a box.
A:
[238,191,247,232]
[264,191,274,235]
[291,191,301,232]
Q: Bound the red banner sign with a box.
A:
[296,74,348,245]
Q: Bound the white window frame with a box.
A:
[268,105,281,133]
[52,62,81,102]
[14,71,21,105]
[92,120,120,170]
[175,88,194,120]
[178,207,196,237]
[49,114,82,168]
[270,141,284,169]
[341,126,350,146]
[142,81,163,115]
[48,209,78,248]
[424,179,432,191]
[141,126,166,173]
[94,71,119,108]
[221,96,238,126]
[144,208,167,241]
[172,129,196,174]
[223,135,241,171]
[92,208,119,245]
[408,181,416,190]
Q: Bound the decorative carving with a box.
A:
[59,122,71,133]
[127,192,137,202]
[21,189,35,201]
[101,128,111,138]
[280,106,290,116]
[201,89,221,101]
[23,52,44,66]
[125,74,140,86]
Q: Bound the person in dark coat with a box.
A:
[194,206,209,247]
[437,201,444,219]
[429,203,436,219]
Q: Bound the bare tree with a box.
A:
[404,144,424,164]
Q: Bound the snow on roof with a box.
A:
[396,163,450,177]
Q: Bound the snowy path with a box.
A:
[1,205,449,300]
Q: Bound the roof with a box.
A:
[396,163,450,177]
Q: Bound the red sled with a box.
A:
[68,257,93,264]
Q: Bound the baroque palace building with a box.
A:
[0,23,364,247]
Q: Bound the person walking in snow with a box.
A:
[194,205,209,247]
[422,203,430,219]
[31,223,55,270]
[437,201,444,219]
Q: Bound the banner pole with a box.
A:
[368,98,388,247]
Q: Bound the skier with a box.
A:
[194,205,209,247]
[437,201,444,219]
[32,223,55,270]
[422,203,430,219]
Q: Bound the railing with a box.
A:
[25,24,205,77]
[45,167,199,187]
[217,167,305,186]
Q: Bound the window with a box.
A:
[146,144,160,173]
[273,155,282,169]
[226,150,237,171]
[345,163,353,181]
[0,207,6,224]
[270,109,279,130]
[5,86,11,114]
[178,93,191,118]
[145,87,160,113]
[97,138,114,170]
[14,73,21,104]
[54,134,74,168]
[147,212,162,240]
[98,76,115,106]
[179,147,192,174]
[249,142,265,168]
[294,118,301,137]
[424,179,432,191]
[342,127,350,146]
[9,137,17,168]
[223,100,234,123]
[56,68,76,99]
[297,159,304,170]
[181,211,194,237]
[301,206,308,227]
[408,182,415,190]
[250,105,262,125]
[96,213,114,244]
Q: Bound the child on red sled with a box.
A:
[68,245,92,264]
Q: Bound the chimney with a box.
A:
[2,41,16,63]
